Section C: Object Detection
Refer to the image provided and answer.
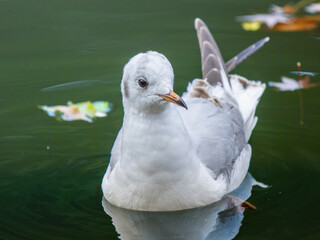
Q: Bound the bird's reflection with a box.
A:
[102,174,265,240]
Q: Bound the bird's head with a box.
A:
[121,51,187,113]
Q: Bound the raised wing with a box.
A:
[194,18,227,87]
[225,37,270,73]
[195,18,269,84]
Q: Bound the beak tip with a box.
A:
[159,90,188,110]
[180,99,188,110]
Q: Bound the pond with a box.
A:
[0,0,319,239]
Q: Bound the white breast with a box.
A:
[102,105,228,211]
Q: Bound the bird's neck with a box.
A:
[120,105,198,179]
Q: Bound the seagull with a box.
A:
[102,18,268,211]
[103,174,266,240]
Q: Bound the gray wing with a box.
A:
[225,37,270,73]
[195,18,269,82]
[194,18,227,86]
[178,98,246,178]
[188,19,267,181]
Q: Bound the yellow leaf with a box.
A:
[241,22,262,31]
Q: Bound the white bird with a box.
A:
[103,174,266,240]
[102,18,268,211]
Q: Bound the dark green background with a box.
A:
[0,0,319,239]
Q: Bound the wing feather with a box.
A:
[195,18,227,86]
[195,18,269,84]
[205,68,221,86]
[225,37,270,73]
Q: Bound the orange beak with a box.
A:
[158,90,188,110]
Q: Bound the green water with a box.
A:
[1,0,319,239]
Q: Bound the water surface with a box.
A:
[0,0,319,239]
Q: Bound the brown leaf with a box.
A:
[282,4,296,14]
[272,15,320,31]
[299,76,320,89]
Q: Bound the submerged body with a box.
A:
[102,18,267,211]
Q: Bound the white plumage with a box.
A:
[102,18,268,211]
[102,174,266,240]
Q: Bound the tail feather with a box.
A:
[229,75,265,141]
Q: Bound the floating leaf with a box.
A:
[269,76,320,91]
[237,1,320,31]
[305,3,320,14]
[38,105,92,122]
[70,101,96,118]
[92,101,111,115]
[237,13,291,28]
[299,75,320,89]
[281,4,297,14]
[290,71,318,76]
[280,0,319,14]
[241,21,262,31]
[269,61,319,125]
[269,77,302,91]
[95,112,107,118]
[39,101,111,122]
[272,15,320,31]
[269,62,319,91]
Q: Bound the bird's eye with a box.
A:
[138,78,148,88]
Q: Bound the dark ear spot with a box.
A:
[123,80,129,98]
